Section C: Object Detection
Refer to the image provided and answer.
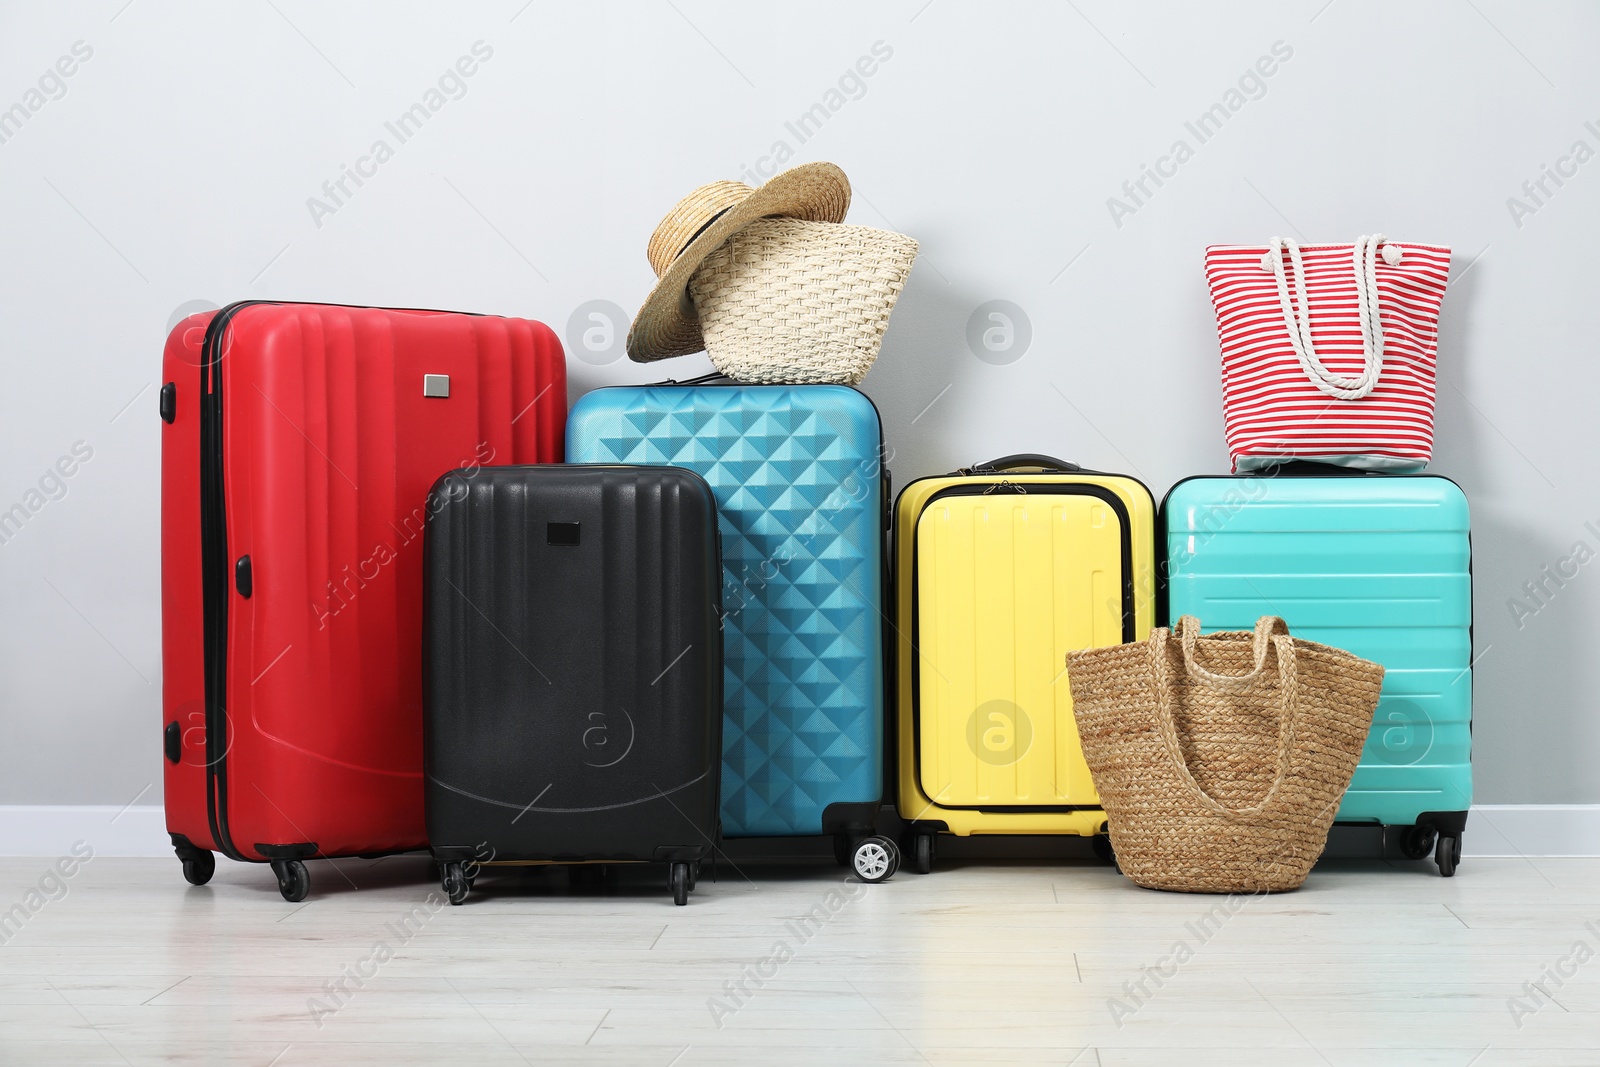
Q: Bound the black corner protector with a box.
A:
[652,845,710,864]
[235,556,252,598]
[429,846,483,864]
[169,832,197,851]
[164,721,181,763]
[1417,810,1469,835]
[254,842,318,860]
[820,801,881,835]
[159,383,176,424]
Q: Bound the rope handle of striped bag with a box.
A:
[1146,616,1300,821]
[1261,235,1402,401]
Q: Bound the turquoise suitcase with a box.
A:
[566,380,893,867]
[1161,469,1472,875]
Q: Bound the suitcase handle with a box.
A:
[964,453,1081,474]
[1248,460,1379,477]
[647,371,732,386]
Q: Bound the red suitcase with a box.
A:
[161,302,565,900]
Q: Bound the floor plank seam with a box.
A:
[585,1006,611,1045]
[1243,977,1335,1066]
[442,976,536,1065]
[43,977,135,1065]
[138,974,191,1006]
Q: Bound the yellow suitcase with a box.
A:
[894,455,1156,873]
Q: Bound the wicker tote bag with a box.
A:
[688,217,918,385]
[1066,616,1382,893]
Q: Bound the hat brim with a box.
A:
[626,162,851,363]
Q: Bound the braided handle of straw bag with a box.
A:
[1263,235,1400,401]
[1147,616,1300,821]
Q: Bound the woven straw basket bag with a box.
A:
[1066,616,1382,893]
[687,217,918,385]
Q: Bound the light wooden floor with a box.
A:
[1,847,1596,1065]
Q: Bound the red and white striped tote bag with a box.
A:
[1205,236,1451,472]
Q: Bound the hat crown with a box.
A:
[626,161,853,363]
[646,180,753,278]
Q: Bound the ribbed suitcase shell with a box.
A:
[1161,474,1472,828]
[567,384,885,838]
[161,302,566,871]
[423,465,722,863]
[895,467,1156,838]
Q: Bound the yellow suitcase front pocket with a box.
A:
[914,491,1126,809]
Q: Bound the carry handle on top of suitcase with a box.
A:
[959,454,1083,475]
[1247,460,1382,478]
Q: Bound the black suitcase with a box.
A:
[423,464,723,905]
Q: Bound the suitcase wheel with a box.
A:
[271,859,309,903]
[670,862,691,906]
[687,862,699,892]
[913,831,935,875]
[1435,833,1462,878]
[850,836,899,884]
[1398,824,1438,861]
[1091,833,1116,867]
[832,833,852,868]
[569,864,609,888]
[442,863,470,905]
[176,847,215,887]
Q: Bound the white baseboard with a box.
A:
[0,806,171,858]
[0,804,1596,859]
[1463,805,1600,857]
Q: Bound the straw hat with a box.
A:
[626,162,851,363]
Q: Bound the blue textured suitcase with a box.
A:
[567,378,894,866]
[1161,468,1472,875]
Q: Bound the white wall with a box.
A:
[1,0,1595,807]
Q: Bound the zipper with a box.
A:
[200,300,271,862]
[907,481,1135,814]
[917,482,1136,645]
